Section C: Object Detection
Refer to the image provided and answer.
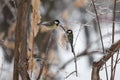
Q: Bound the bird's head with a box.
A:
[54,20,60,26]
[66,29,73,35]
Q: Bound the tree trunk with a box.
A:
[13,0,31,80]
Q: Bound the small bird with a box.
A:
[66,29,78,76]
[66,29,73,51]
[37,20,60,32]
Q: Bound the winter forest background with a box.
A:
[0,0,120,80]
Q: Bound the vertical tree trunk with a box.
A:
[13,0,31,80]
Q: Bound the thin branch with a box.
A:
[73,24,82,47]
[91,0,104,52]
[113,50,119,79]
[112,0,117,44]
[91,40,120,80]
[59,25,78,76]
[71,44,78,76]
[111,0,117,80]
[37,31,53,80]
[65,71,76,79]
[58,46,101,70]
[91,0,108,80]
[59,25,66,32]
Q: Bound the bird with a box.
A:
[66,29,73,50]
[66,29,78,76]
[35,20,60,55]
[37,20,60,32]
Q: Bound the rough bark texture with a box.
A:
[13,0,31,80]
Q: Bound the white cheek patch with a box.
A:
[68,31,72,34]
[55,21,58,25]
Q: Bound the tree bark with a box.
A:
[13,0,31,80]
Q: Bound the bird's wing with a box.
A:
[41,21,52,26]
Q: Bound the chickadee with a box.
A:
[37,20,60,32]
[66,29,73,51]
[66,29,78,76]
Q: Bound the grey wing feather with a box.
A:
[41,21,52,26]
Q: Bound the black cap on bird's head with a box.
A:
[54,20,60,26]
[66,29,73,34]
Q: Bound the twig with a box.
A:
[59,47,100,71]
[91,40,120,80]
[113,50,119,79]
[59,25,66,33]
[73,24,82,47]
[57,50,103,78]
[111,0,117,80]
[91,0,108,80]
[59,25,78,76]
[112,0,117,44]
[3,0,16,20]
[91,0,104,56]
[37,31,53,80]
[65,71,76,79]
[71,43,78,76]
